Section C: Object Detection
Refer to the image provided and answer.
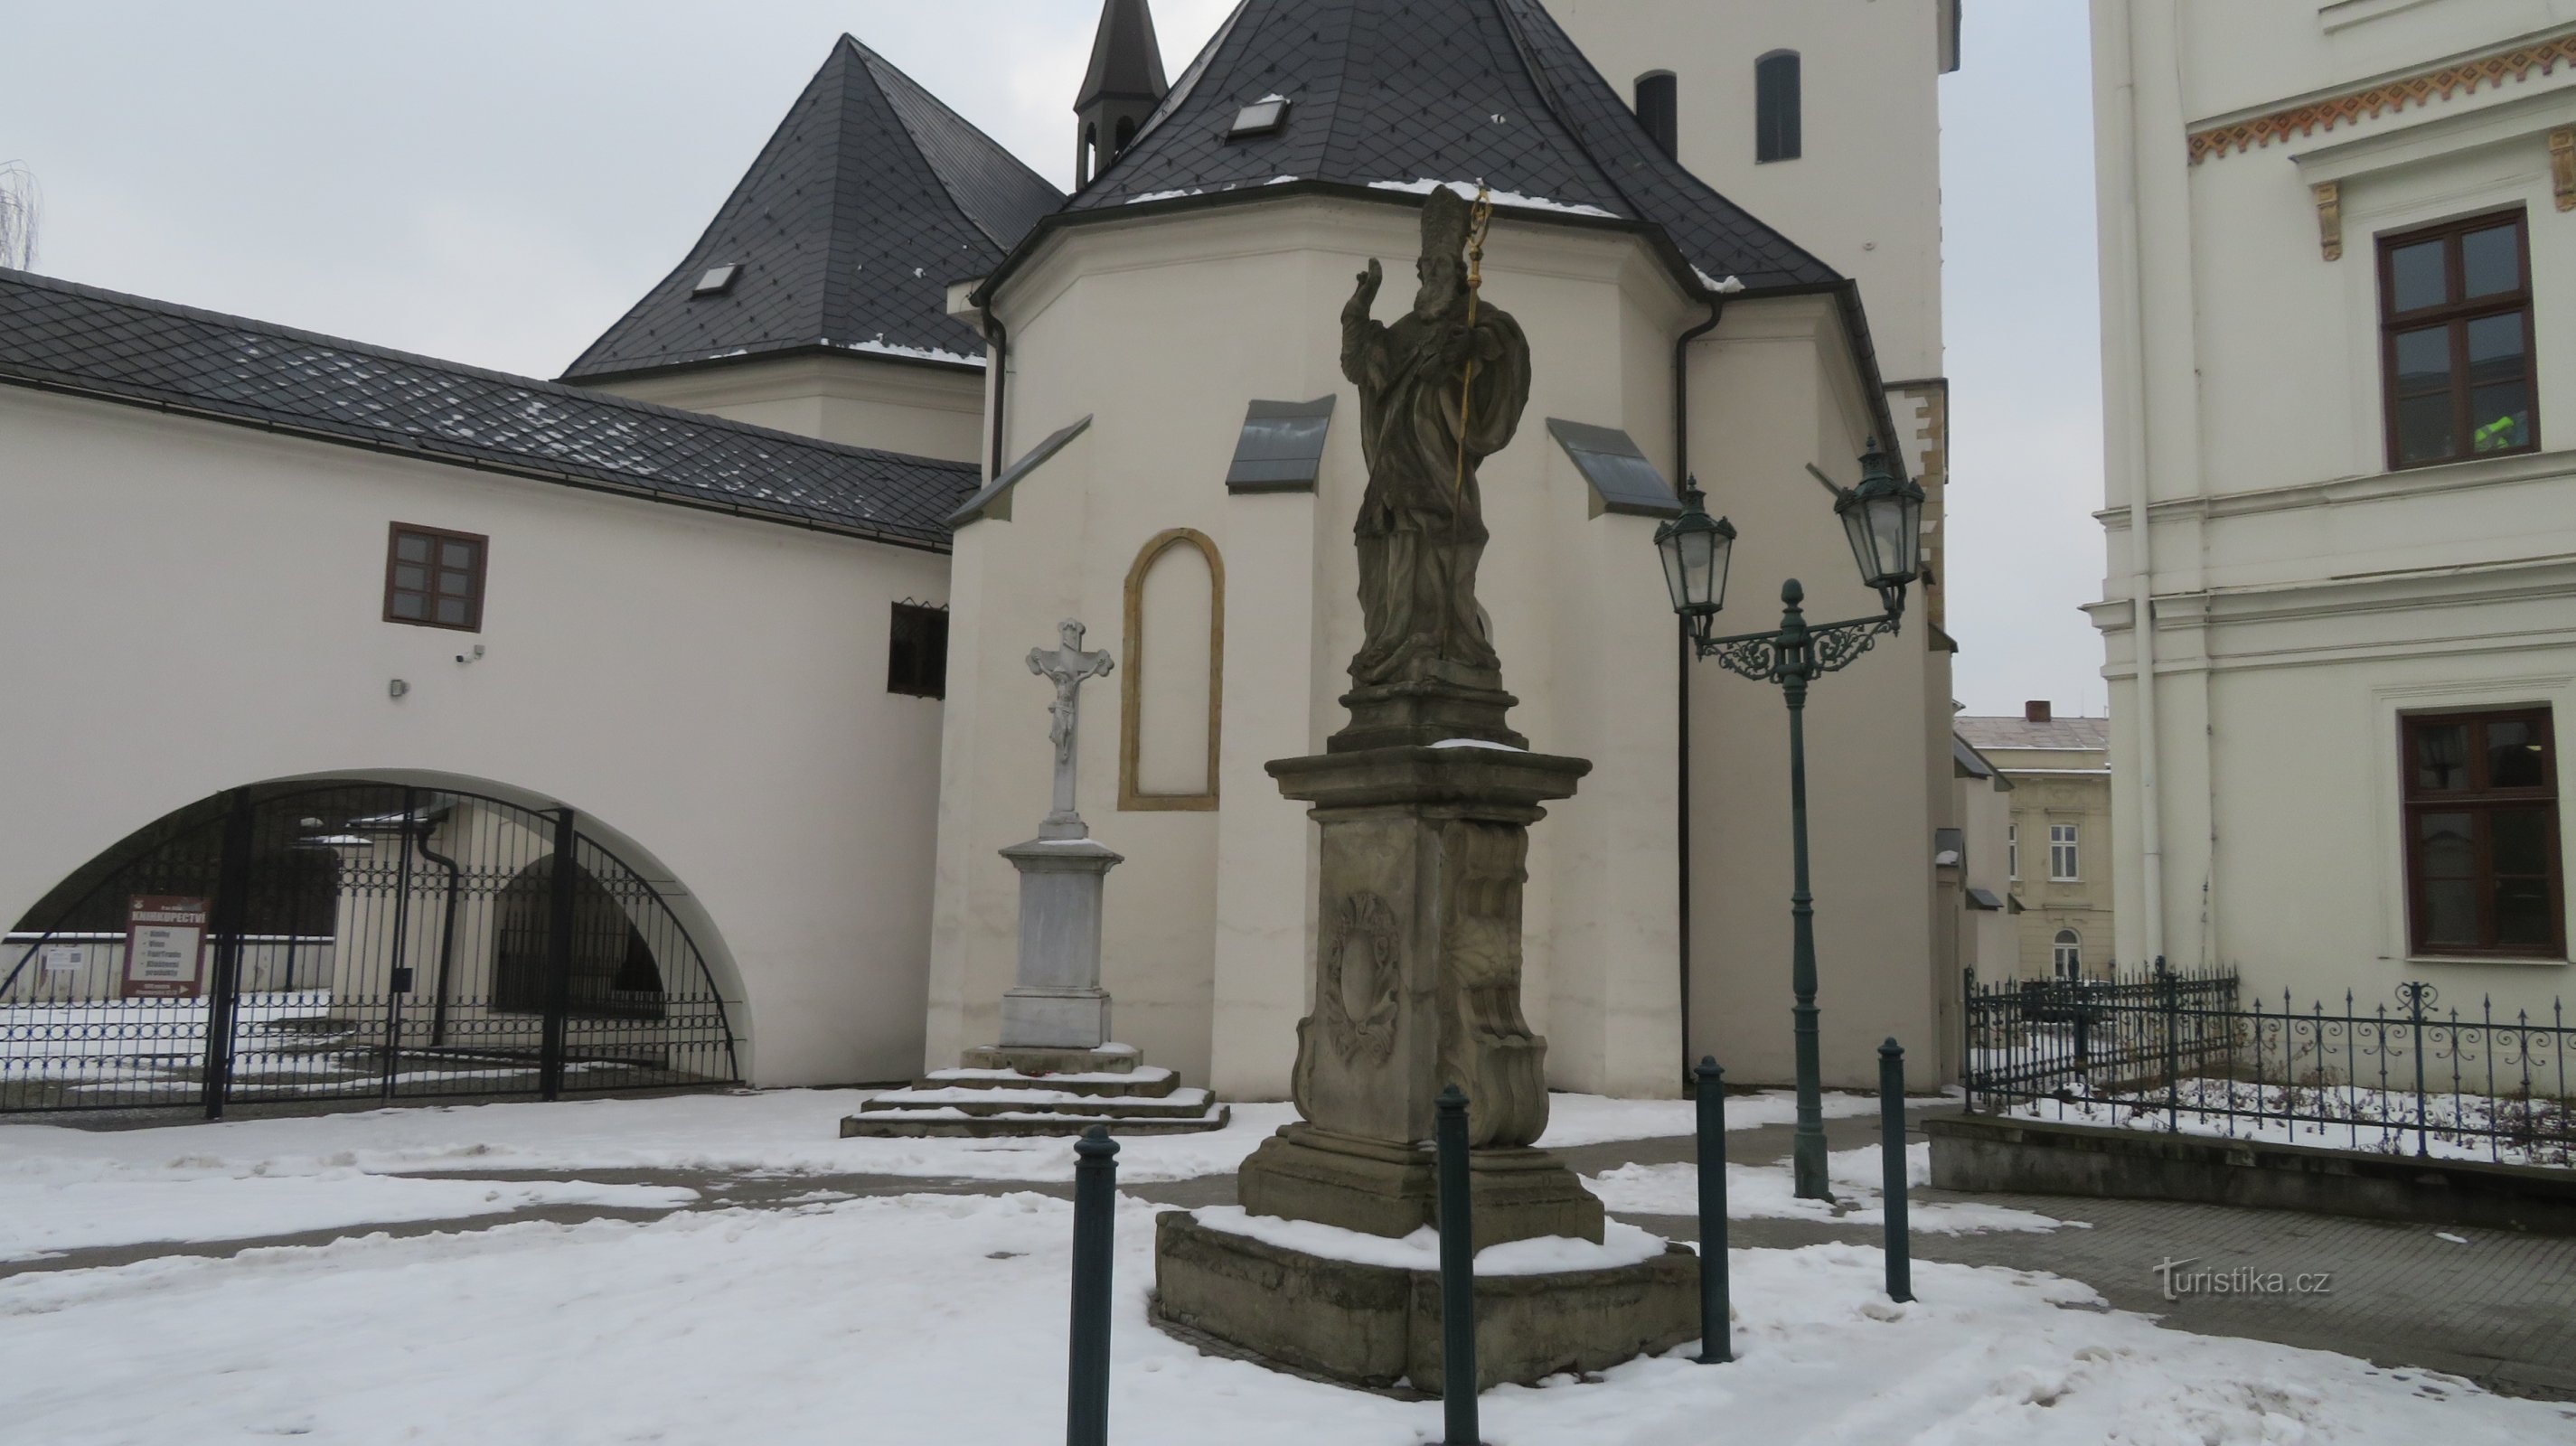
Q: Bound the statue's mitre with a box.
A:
[1420,184,1473,260]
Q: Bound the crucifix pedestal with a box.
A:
[844,618,1227,1139]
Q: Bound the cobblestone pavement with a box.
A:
[10,1107,2571,1402]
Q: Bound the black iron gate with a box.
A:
[0,783,740,1116]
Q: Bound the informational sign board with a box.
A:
[122,897,209,1000]
[41,946,83,974]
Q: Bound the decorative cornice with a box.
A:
[2189,34,2576,164]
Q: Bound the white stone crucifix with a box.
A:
[1028,618,1114,840]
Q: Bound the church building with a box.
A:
[0,0,1969,1111]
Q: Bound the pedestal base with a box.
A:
[1236,1122,1604,1248]
[1152,1211,1698,1394]
[998,987,1111,1050]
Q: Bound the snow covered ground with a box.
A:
[5,1187,2563,1445]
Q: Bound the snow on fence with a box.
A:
[1963,966,2575,1169]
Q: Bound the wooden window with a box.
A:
[2402,708,2562,958]
[1755,52,1801,164]
[2049,823,2080,882]
[383,523,485,632]
[2052,929,2082,980]
[887,602,949,700]
[2007,824,2019,881]
[2380,210,2537,470]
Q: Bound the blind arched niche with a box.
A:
[1120,529,1224,810]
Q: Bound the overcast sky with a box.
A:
[2,0,2103,718]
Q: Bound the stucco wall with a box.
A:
[2093,0,2576,1019]
[595,353,987,465]
[0,387,951,1085]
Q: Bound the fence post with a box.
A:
[1435,1084,1481,1444]
[540,808,578,1102]
[1879,1039,1913,1303]
[1067,1124,1118,1446]
[2158,958,2179,1133]
[1693,1056,1730,1364]
[198,789,258,1122]
[2401,981,2431,1160]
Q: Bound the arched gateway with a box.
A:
[0,780,739,1116]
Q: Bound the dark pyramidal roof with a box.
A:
[561,35,1063,384]
[1078,0,1170,109]
[0,268,978,548]
[1062,0,1841,296]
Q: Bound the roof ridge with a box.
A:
[0,266,973,474]
[843,36,1063,249]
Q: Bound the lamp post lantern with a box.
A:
[1654,440,1924,1201]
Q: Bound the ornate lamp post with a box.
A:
[1654,440,1925,1200]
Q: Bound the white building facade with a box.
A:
[2092,0,2574,1017]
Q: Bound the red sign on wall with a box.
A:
[122,896,209,1000]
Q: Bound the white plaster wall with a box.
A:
[1687,295,1952,1092]
[1548,0,1951,381]
[593,354,987,464]
[2094,0,2576,1018]
[0,388,951,1086]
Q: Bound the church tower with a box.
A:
[1074,0,1168,188]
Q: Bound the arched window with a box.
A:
[1634,71,1678,159]
[2052,929,2082,981]
[1121,529,1224,810]
[1114,116,1138,155]
[1756,51,1801,164]
[1079,122,1100,187]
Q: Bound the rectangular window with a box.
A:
[2379,210,2536,470]
[2007,824,2019,881]
[383,523,486,632]
[2402,708,2562,958]
[2048,824,2079,882]
[887,602,949,700]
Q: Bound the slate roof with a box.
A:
[559,35,1062,384]
[1061,0,1841,295]
[1955,716,2112,753]
[0,268,980,549]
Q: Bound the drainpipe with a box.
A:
[2102,0,2167,967]
[1673,294,1725,1091]
[414,825,464,1048]
[982,300,1011,483]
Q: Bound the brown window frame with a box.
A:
[382,523,488,633]
[2377,208,2539,471]
[2400,706,2563,959]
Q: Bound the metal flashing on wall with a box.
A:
[1546,419,1680,519]
[1225,397,1336,493]
[947,414,1094,527]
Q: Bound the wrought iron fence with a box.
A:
[1964,964,2575,1169]
[0,782,740,1116]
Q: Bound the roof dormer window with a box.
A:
[1227,98,1290,140]
[691,264,742,297]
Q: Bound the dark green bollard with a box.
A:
[1067,1124,1119,1446]
[1434,1084,1481,1445]
[1878,1038,1914,1303]
[1694,1056,1732,1363]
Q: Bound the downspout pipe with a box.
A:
[2102,0,2167,967]
[414,826,464,1048]
[981,300,1011,484]
[1673,294,1725,1092]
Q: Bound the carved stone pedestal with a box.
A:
[1154,742,1692,1386]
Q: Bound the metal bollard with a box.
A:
[1067,1124,1119,1446]
[1434,1084,1481,1445]
[1878,1038,1913,1303]
[1694,1056,1732,1364]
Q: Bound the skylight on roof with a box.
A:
[1227,98,1290,140]
[692,264,742,297]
